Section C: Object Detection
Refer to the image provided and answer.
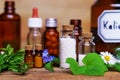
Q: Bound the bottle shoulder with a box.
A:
[45,28,59,34]
[92,0,116,7]
[0,12,21,20]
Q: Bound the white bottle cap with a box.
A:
[28,7,42,28]
[28,18,42,28]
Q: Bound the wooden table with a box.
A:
[0,68,120,80]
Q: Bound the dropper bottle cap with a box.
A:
[28,7,42,28]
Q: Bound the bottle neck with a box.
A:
[5,8,15,13]
[46,27,57,30]
[30,28,40,31]
[4,1,15,13]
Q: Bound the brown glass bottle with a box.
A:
[91,0,120,53]
[70,19,82,61]
[44,18,59,57]
[34,44,43,68]
[25,45,34,68]
[0,1,21,51]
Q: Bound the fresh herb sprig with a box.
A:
[0,44,29,74]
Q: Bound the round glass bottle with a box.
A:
[44,18,59,56]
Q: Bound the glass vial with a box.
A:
[27,8,42,53]
[78,32,95,54]
[44,18,59,56]
[70,19,82,61]
[91,0,120,53]
[34,44,43,68]
[60,25,76,68]
[25,45,34,68]
[0,1,21,51]
[78,32,95,66]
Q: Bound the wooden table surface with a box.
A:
[0,68,120,80]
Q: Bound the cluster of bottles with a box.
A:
[24,6,96,68]
[25,7,60,68]
[0,1,96,69]
[4,0,120,69]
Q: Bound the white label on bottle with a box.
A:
[98,10,120,43]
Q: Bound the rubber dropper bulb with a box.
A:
[32,7,38,18]
[28,7,42,27]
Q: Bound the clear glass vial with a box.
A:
[78,32,95,54]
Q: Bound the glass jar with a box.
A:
[78,32,95,54]
[59,25,76,68]
[44,18,59,56]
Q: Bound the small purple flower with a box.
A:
[42,49,55,63]
[49,56,55,61]
[42,49,49,57]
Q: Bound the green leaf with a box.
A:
[15,49,25,53]
[52,57,60,63]
[1,63,8,70]
[18,63,29,74]
[66,53,108,76]
[85,65,105,76]
[0,44,29,74]
[108,63,120,71]
[44,62,54,72]
[0,55,4,65]
[66,58,86,75]
[83,53,108,72]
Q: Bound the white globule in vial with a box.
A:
[60,36,76,68]
[59,25,76,69]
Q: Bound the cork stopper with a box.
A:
[62,25,74,37]
[62,25,74,31]
[35,44,42,50]
[82,32,93,38]
[25,45,33,50]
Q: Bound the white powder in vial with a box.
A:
[59,36,76,68]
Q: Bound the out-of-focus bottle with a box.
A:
[34,44,43,68]
[70,19,82,61]
[25,45,34,68]
[91,0,120,53]
[0,1,21,51]
[44,18,59,56]
[27,8,42,53]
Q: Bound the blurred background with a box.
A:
[0,0,95,48]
